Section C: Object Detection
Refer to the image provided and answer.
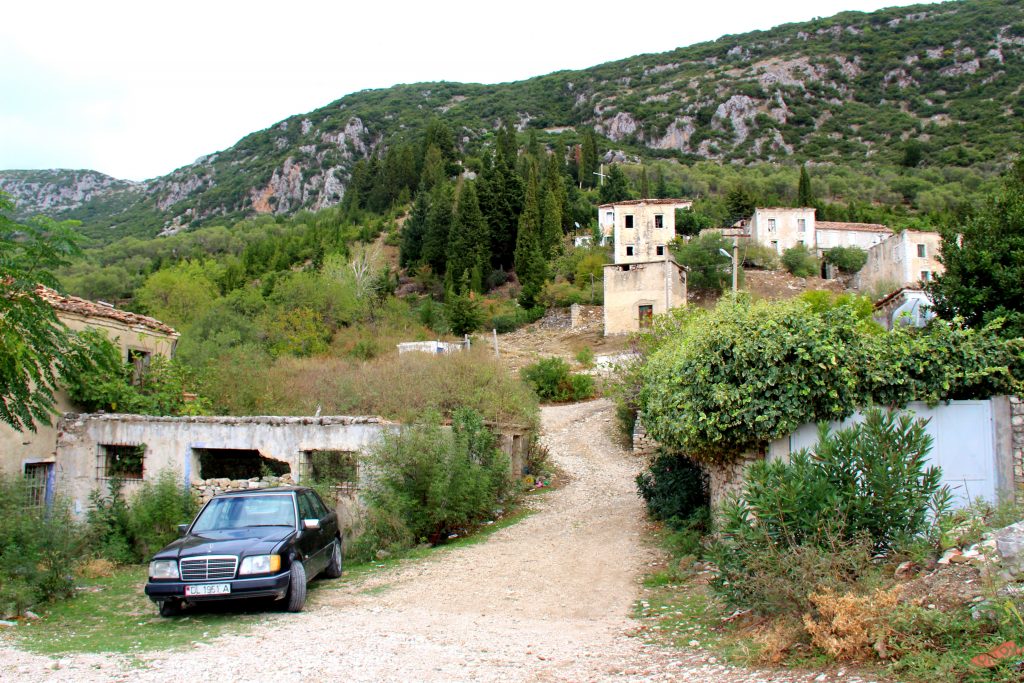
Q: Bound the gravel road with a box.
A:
[1,399,881,682]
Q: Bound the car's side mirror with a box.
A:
[177,523,189,536]
[302,519,321,530]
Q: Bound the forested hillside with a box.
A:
[2,0,1022,241]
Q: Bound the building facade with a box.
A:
[600,199,690,335]
[744,207,817,254]
[855,230,945,292]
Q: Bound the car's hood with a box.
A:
[152,527,295,560]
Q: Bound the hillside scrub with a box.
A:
[202,346,539,429]
[520,357,595,403]
[638,297,1022,466]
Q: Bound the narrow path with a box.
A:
[2,400,880,681]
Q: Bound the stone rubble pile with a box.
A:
[192,473,296,503]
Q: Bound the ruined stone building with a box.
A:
[0,288,179,505]
[600,199,690,335]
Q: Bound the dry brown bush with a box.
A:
[803,586,902,660]
[78,558,116,579]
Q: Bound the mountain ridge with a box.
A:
[2,0,1022,241]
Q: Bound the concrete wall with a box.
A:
[0,312,177,479]
[748,207,816,253]
[857,230,945,291]
[816,226,890,253]
[54,414,390,517]
[603,259,686,335]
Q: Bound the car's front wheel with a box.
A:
[158,599,182,617]
[324,538,343,579]
[285,560,307,612]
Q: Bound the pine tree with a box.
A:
[497,121,518,168]
[447,182,490,293]
[420,145,446,192]
[599,165,631,203]
[399,191,430,268]
[480,147,523,271]
[515,163,547,308]
[422,182,454,276]
[798,163,815,208]
[639,167,650,199]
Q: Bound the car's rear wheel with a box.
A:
[324,538,343,578]
[285,560,307,612]
[158,599,182,617]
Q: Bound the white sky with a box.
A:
[1,0,945,181]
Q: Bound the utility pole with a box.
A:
[593,163,608,186]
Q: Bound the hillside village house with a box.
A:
[600,199,690,335]
[0,288,179,505]
[855,229,945,292]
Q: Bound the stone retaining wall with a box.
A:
[1012,396,1024,499]
[192,473,296,504]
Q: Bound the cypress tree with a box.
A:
[447,182,489,293]
[599,165,631,204]
[422,182,454,276]
[420,145,446,193]
[481,147,523,271]
[579,128,598,188]
[798,163,815,208]
[515,163,547,308]
[654,167,669,199]
[639,167,650,199]
[399,191,430,268]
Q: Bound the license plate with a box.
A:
[185,583,231,596]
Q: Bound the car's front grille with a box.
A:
[180,555,237,582]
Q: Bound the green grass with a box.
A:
[14,501,536,656]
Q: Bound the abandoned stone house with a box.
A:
[0,287,179,506]
[854,228,945,292]
[600,199,691,336]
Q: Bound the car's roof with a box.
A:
[214,486,311,497]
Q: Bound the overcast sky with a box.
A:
[1,0,945,181]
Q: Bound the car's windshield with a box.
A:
[191,494,296,532]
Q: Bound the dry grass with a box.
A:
[78,558,117,579]
[803,586,902,660]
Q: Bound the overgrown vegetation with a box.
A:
[350,408,512,560]
[823,245,868,274]
[520,356,596,403]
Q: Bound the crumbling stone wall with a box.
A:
[192,473,297,504]
[1012,396,1024,500]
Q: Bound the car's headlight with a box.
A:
[149,559,179,580]
[239,554,281,576]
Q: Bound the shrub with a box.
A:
[782,244,819,277]
[488,305,545,333]
[741,243,781,270]
[362,409,510,546]
[672,232,734,291]
[0,474,83,615]
[539,280,586,308]
[711,410,947,615]
[635,452,709,526]
[520,357,595,402]
[575,346,595,367]
[824,246,868,274]
[87,470,198,564]
[803,586,902,660]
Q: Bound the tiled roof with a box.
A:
[598,198,692,208]
[816,221,891,233]
[35,285,179,337]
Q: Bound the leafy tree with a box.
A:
[598,164,631,204]
[725,184,758,224]
[797,163,815,207]
[823,245,868,273]
[928,158,1024,338]
[675,208,716,236]
[901,139,925,168]
[0,195,102,431]
[781,244,819,277]
[671,232,735,291]
[135,260,221,329]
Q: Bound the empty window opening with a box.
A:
[654,214,664,228]
[626,245,634,256]
[638,305,654,328]
[97,444,146,481]
[920,270,932,282]
[300,450,358,494]
[917,244,927,258]
[605,211,613,224]
[656,245,665,256]
[127,349,152,386]
[797,218,806,233]
[770,240,779,253]
[625,215,634,229]
[767,218,777,233]
[195,448,290,480]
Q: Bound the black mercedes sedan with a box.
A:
[144,486,342,616]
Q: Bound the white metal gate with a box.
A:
[783,400,996,507]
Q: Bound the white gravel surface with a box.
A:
[0,399,885,682]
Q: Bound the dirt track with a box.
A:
[2,400,878,682]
